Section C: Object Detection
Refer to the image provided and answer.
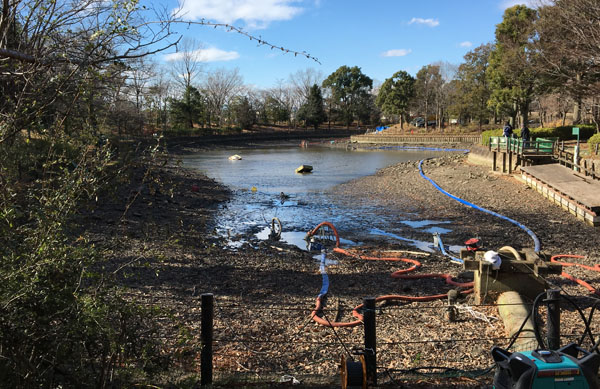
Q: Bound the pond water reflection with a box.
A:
[183,144,461,253]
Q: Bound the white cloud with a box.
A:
[499,0,539,9]
[381,49,412,57]
[164,47,240,62]
[460,41,473,48]
[173,0,303,27]
[408,17,439,27]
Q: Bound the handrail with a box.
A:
[488,137,555,156]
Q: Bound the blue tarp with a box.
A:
[375,126,389,132]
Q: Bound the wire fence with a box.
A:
[131,289,600,387]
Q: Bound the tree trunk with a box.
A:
[520,101,529,130]
[573,98,582,125]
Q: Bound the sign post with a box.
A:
[573,127,580,172]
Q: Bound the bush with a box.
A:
[588,133,600,154]
[481,128,503,145]
[481,125,597,145]
[0,138,164,387]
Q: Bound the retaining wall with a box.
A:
[351,134,482,145]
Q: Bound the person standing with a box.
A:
[503,122,513,138]
[521,125,530,147]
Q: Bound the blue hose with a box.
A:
[435,233,464,264]
[418,159,541,253]
[318,251,329,297]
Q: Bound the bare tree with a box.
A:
[203,67,244,127]
[0,0,177,143]
[147,68,172,131]
[167,37,205,93]
[289,68,324,108]
[432,61,458,129]
[536,0,600,128]
[267,80,295,126]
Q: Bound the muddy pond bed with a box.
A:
[182,144,465,253]
[84,140,600,387]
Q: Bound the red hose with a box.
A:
[309,225,473,328]
[307,221,341,248]
[550,254,600,296]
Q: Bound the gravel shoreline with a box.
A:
[81,141,600,387]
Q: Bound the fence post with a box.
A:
[201,293,214,386]
[364,297,377,386]
[546,289,560,350]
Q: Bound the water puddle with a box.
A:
[370,228,463,254]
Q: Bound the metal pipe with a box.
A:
[546,289,561,350]
[201,293,214,386]
[364,297,376,386]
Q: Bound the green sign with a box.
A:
[573,127,580,135]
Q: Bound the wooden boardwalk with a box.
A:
[520,164,600,226]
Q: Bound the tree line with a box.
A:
[118,2,600,134]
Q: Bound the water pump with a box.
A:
[492,343,600,389]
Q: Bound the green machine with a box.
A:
[492,344,600,389]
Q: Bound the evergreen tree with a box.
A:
[322,66,373,128]
[375,70,415,128]
[297,84,326,129]
[487,5,539,126]
[453,43,493,129]
[230,96,256,129]
[168,86,204,129]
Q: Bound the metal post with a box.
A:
[546,289,560,350]
[446,289,458,322]
[201,293,214,386]
[364,297,377,386]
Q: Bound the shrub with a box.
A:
[481,128,503,145]
[481,125,597,145]
[588,133,600,154]
[0,138,164,387]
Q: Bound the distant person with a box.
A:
[503,122,513,138]
[521,125,530,146]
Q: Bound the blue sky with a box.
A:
[157,0,536,88]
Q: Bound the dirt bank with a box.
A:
[80,143,600,388]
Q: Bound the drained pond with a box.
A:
[183,143,464,253]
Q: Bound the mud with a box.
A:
[78,140,600,388]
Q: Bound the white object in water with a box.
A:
[483,250,502,270]
[228,154,242,160]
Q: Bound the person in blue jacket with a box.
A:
[503,122,513,138]
[521,125,530,146]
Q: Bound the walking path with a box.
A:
[520,164,600,225]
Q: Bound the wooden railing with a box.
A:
[488,137,556,156]
[555,143,600,180]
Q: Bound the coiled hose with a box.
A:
[418,159,541,253]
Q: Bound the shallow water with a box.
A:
[183,144,463,253]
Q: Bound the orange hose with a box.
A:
[550,254,600,295]
[310,234,473,327]
[307,221,341,248]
